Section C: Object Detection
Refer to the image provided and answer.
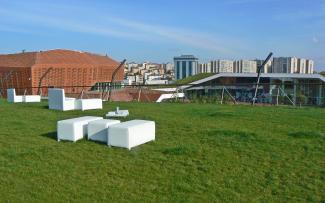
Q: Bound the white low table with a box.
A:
[106,110,129,118]
[88,119,121,143]
[57,116,103,142]
[108,120,155,150]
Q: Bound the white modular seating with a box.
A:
[57,116,103,142]
[24,95,41,103]
[7,88,41,103]
[48,88,76,111]
[76,99,103,111]
[48,88,102,111]
[7,89,23,103]
[108,120,155,150]
[88,119,121,143]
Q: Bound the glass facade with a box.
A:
[182,61,187,79]
[185,76,325,106]
[176,61,180,79]
[189,61,192,76]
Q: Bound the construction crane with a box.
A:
[107,59,127,101]
[252,52,273,105]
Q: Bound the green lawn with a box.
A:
[0,99,324,202]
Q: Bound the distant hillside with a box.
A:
[174,73,215,85]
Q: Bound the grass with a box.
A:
[174,73,215,85]
[0,99,324,202]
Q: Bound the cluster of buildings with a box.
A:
[174,55,315,80]
[124,62,174,85]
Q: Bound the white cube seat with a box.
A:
[57,116,103,142]
[88,119,120,143]
[24,95,41,102]
[76,99,103,111]
[108,120,155,150]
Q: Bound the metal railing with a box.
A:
[0,82,324,106]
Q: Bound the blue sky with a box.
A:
[0,0,324,70]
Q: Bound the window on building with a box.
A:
[189,62,192,76]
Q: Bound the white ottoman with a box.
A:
[57,116,103,142]
[108,120,155,150]
[75,99,103,111]
[24,95,41,102]
[88,119,121,143]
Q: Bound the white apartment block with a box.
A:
[273,57,314,74]
[199,60,233,73]
[255,59,272,73]
[233,60,257,73]
[306,60,314,74]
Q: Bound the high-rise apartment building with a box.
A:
[255,59,272,73]
[233,60,257,73]
[306,60,314,74]
[199,60,233,73]
[174,55,199,80]
[273,57,313,74]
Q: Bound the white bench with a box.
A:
[88,119,120,143]
[57,116,103,142]
[108,120,155,150]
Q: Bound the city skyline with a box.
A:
[0,0,324,70]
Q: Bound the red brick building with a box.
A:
[0,49,123,95]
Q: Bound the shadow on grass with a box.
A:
[41,131,57,141]
[207,111,235,118]
[40,131,109,146]
[288,131,324,139]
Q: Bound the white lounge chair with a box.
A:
[48,88,76,111]
[7,89,23,103]
[48,88,103,111]
[7,88,41,103]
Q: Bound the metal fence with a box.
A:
[0,82,324,106]
[186,82,325,106]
